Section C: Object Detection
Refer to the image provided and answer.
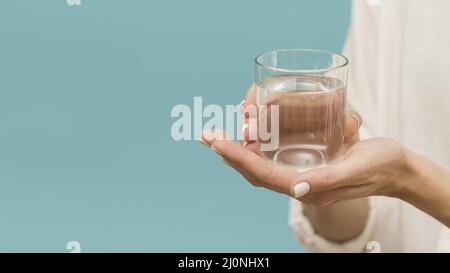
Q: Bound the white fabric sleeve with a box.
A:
[288,198,377,253]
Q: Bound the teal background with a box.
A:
[0,0,350,252]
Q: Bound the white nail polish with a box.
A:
[294,182,310,198]
[239,100,246,107]
[241,123,249,136]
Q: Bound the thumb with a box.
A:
[293,159,358,198]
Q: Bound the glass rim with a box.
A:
[254,48,349,73]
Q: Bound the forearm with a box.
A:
[397,149,450,227]
[303,198,369,243]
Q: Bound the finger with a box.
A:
[222,158,263,187]
[199,129,232,146]
[295,160,362,195]
[343,111,362,141]
[240,85,258,145]
[240,116,258,142]
[201,129,362,200]
[205,129,360,198]
[243,141,261,155]
[210,137,300,196]
[200,127,261,156]
[299,184,373,206]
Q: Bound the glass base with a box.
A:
[273,144,327,172]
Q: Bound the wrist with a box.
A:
[390,147,424,201]
[393,147,450,226]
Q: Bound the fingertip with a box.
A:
[199,129,214,145]
[200,129,231,144]
[241,122,249,140]
[344,111,363,138]
[293,182,311,199]
[347,111,362,128]
[351,114,362,130]
[244,141,260,154]
[198,136,209,147]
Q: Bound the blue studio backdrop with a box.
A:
[0,0,350,252]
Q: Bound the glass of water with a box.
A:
[255,49,348,171]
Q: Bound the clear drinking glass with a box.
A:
[255,49,348,171]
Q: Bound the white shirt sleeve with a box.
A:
[288,198,378,253]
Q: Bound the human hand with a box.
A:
[200,85,450,227]
[200,86,411,206]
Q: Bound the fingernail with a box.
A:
[211,145,222,156]
[294,182,310,198]
[351,114,361,129]
[239,100,246,108]
[241,123,249,139]
[223,159,230,166]
[243,141,249,148]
